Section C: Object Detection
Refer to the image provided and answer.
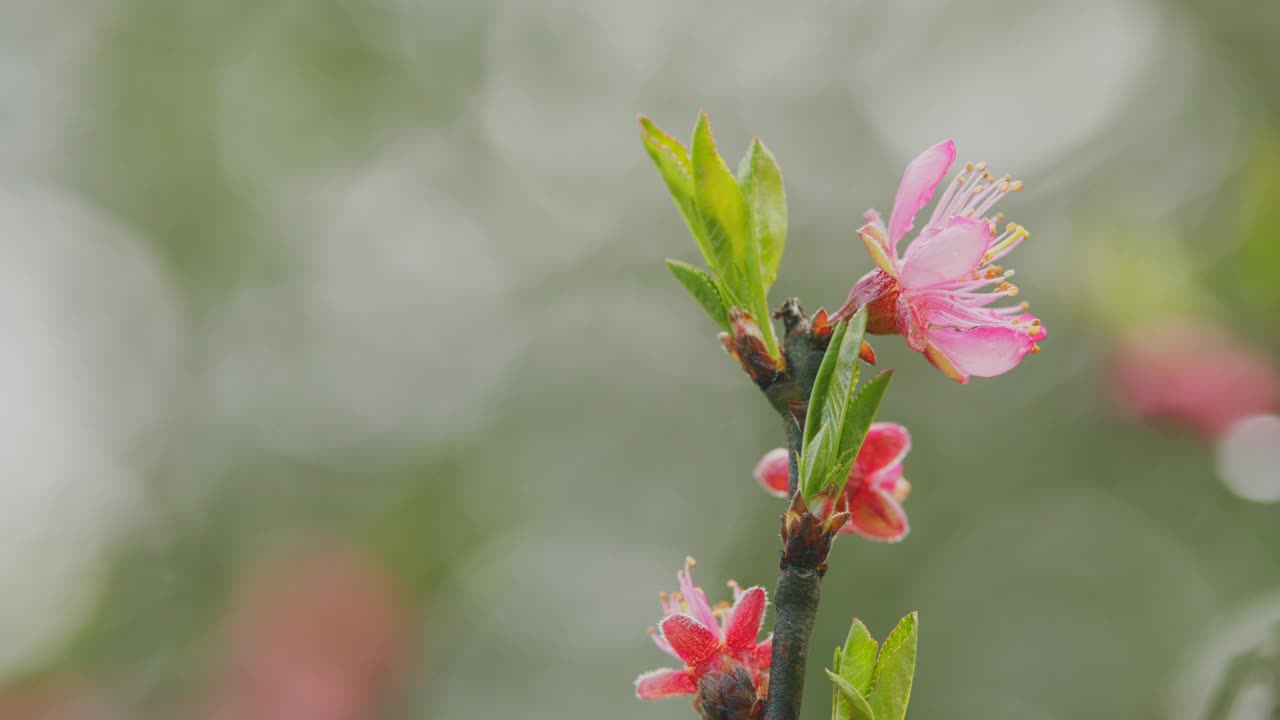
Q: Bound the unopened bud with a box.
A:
[780,492,840,575]
[692,659,763,720]
[723,308,783,388]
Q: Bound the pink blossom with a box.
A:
[1110,319,1280,439]
[833,140,1044,383]
[200,544,413,720]
[635,558,771,703]
[754,422,913,542]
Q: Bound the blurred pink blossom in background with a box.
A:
[199,543,415,720]
[1109,319,1280,439]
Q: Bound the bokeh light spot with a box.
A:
[1216,414,1280,503]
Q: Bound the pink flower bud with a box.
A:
[753,422,913,542]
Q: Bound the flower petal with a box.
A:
[859,221,897,275]
[677,558,721,635]
[1020,313,1047,342]
[846,488,910,542]
[895,293,927,352]
[853,422,910,477]
[635,668,697,699]
[660,614,721,666]
[924,341,969,384]
[926,325,1035,379]
[753,635,773,671]
[650,626,680,659]
[723,587,767,654]
[753,448,790,498]
[887,139,956,246]
[867,463,906,495]
[899,216,992,288]
[833,268,897,323]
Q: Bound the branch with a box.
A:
[760,482,848,720]
[721,298,854,720]
[757,299,846,720]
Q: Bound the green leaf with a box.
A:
[839,618,880,696]
[826,668,876,720]
[665,258,730,331]
[690,112,777,356]
[832,647,842,720]
[801,309,878,500]
[839,369,894,471]
[867,612,918,720]
[642,113,786,357]
[638,116,702,244]
[738,138,787,290]
[803,320,849,448]
[690,113,748,287]
[819,310,868,478]
[798,422,834,500]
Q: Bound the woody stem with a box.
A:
[760,300,831,720]
[760,423,822,720]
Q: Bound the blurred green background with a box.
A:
[2,1,1279,718]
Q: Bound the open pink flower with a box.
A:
[833,140,1045,383]
[754,422,913,542]
[635,558,771,704]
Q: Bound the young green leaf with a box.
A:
[798,421,834,500]
[665,258,730,331]
[690,113,748,288]
[832,647,842,720]
[838,618,880,697]
[818,310,868,467]
[638,116,704,245]
[866,612,918,720]
[738,138,787,291]
[801,309,873,499]
[803,319,850,448]
[689,113,779,357]
[825,669,876,720]
[837,369,894,470]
